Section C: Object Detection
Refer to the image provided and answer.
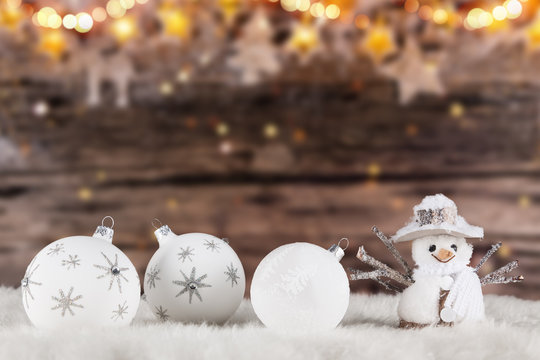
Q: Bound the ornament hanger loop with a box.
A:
[338,238,349,250]
[102,216,115,229]
[152,218,163,230]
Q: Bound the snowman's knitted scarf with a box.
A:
[444,266,485,321]
[415,264,485,321]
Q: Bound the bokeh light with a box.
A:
[310,2,325,17]
[92,7,108,22]
[75,12,94,33]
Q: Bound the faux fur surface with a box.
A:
[0,287,539,359]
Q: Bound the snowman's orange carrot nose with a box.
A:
[436,249,454,262]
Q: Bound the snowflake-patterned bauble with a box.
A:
[250,241,350,331]
[144,224,245,323]
[21,217,140,329]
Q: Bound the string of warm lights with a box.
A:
[25,0,148,33]
[402,0,526,30]
[273,0,341,20]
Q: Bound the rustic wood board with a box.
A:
[0,82,539,299]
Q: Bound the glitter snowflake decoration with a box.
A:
[203,239,221,253]
[173,267,212,304]
[111,301,128,321]
[93,252,129,293]
[177,246,195,263]
[21,260,42,309]
[224,263,240,287]
[51,287,84,316]
[46,243,65,256]
[155,305,170,321]
[62,254,81,270]
[146,266,161,289]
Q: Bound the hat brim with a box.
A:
[391,216,484,243]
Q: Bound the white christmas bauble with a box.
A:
[144,224,245,323]
[251,242,350,331]
[21,218,140,329]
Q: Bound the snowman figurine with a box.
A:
[391,194,485,327]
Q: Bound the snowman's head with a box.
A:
[411,234,472,271]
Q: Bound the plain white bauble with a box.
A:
[250,242,350,331]
[22,232,140,329]
[144,230,245,323]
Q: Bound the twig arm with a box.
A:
[349,269,405,293]
[475,242,502,272]
[482,275,524,286]
[356,246,414,287]
[372,226,414,278]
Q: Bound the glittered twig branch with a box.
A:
[372,226,414,279]
[349,269,405,293]
[353,246,414,287]
[475,242,502,272]
[481,275,524,286]
[481,260,522,286]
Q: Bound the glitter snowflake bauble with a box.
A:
[250,241,350,331]
[21,217,140,329]
[144,223,245,323]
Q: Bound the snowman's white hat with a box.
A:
[391,194,483,243]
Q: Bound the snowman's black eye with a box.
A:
[429,245,436,252]
[451,244,458,251]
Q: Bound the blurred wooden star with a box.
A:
[38,30,66,60]
[287,20,323,65]
[361,23,397,63]
[379,38,445,105]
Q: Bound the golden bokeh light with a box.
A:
[75,12,93,33]
[296,0,311,12]
[362,24,396,62]
[107,0,127,19]
[492,5,507,21]
[160,8,190,38]
[289,24,318,54]
[111,16,137,43]
[505,0,522,19]
[63,14,77,29]
[39,30,66,59]
[120,0,136,10]
[325,4,341,19]
[433,9,449,25]
[92,7,108,22]
[310,2,325,18]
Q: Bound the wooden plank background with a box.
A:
[0,79,539,299]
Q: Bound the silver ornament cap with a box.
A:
[327,238,349,262]
[152,218,176,245]
[93,216,115,242]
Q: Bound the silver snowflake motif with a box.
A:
[21,260,42,309]
[51,287,84,316]
[203,239,221,253]
[62,254,81,270]
[94,252,129,293]
[177,246,195,263]
[146,266,161,289]
[155,305,170,321]
[173,267,212,304]
[46,243,65,256]
[111,301,128,321]
[224,263,240,287]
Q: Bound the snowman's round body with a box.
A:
[144,230,245,323]
[22,234,141,329]
[398,235,485,327]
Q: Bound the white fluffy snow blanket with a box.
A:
[0,287,539,359]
